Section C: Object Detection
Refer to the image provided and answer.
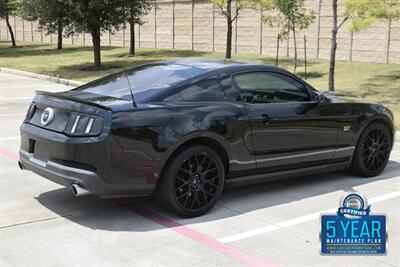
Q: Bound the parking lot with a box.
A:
[1,71,399,267]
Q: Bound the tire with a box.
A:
[351,122,392,177]
[156,145,225,217]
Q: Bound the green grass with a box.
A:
[1,41,399,128]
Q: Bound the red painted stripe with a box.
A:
[0,148,19,160]
[131,205,276,267]
[0,147,275,266]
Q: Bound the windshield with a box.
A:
[71,64,205,104]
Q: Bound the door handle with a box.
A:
[254,114,272,124]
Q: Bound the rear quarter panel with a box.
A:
[111,102,255,184]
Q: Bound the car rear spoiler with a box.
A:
[35,90,113,111]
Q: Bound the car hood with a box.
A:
[323,92,372,104]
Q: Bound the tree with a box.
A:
[66,0,127,68]
[345,0,400,31]
[19,0,75,50]
[0,0,17,47]
[328,0,400,92]
[328,0,347,92]
[212,0,248,59]
[123,0,151,56]
[259,0,315,74]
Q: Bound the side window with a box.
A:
[164,79,226,102]
[233,72,310,104]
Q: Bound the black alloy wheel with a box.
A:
[361,128,391,171]
[156,145,225,217]
[352,122,392,177]
[174,153,221,211]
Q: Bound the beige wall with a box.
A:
[1,0,399,64]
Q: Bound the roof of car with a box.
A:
[168,58,268,71]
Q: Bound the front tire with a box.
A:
[351,122,392,177]
[156,145,225,217]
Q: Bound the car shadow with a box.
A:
[35,160,400,232]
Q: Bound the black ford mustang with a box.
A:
[19,59,395,217]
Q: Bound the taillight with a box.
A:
[64,112,103,136]
[25,103,37,121]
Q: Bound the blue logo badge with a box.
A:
[321,192,387,255]
[337,193,371,218]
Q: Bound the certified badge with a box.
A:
[320,191,387,255]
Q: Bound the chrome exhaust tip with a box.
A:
[18,161,24,170]
[71,183,90,197]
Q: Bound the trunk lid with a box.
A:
[27,92,113,135]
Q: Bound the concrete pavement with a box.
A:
[0,72,399,267]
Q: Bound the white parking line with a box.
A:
[0,113,26,116]
[0,136,20,141]
[217,190,400,243]
[1,85,69,89]
[0,97,33,101]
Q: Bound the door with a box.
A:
[233,71,339,173]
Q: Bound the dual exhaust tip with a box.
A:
[71,183,90,197]
[18,161,24,170]
[18,161,90,197]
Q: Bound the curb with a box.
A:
[0,67,84,87]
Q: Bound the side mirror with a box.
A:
[311,91,325,103]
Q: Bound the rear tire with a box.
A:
[156,145,225,217]
[351,122,392,177]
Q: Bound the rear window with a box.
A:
[72,74,132,101]
[72,64,205,103]
[126,64,205,103]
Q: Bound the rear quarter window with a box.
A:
[164,80,226,102]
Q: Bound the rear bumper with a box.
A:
[20,120,157,197]
[19,149,155,198]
